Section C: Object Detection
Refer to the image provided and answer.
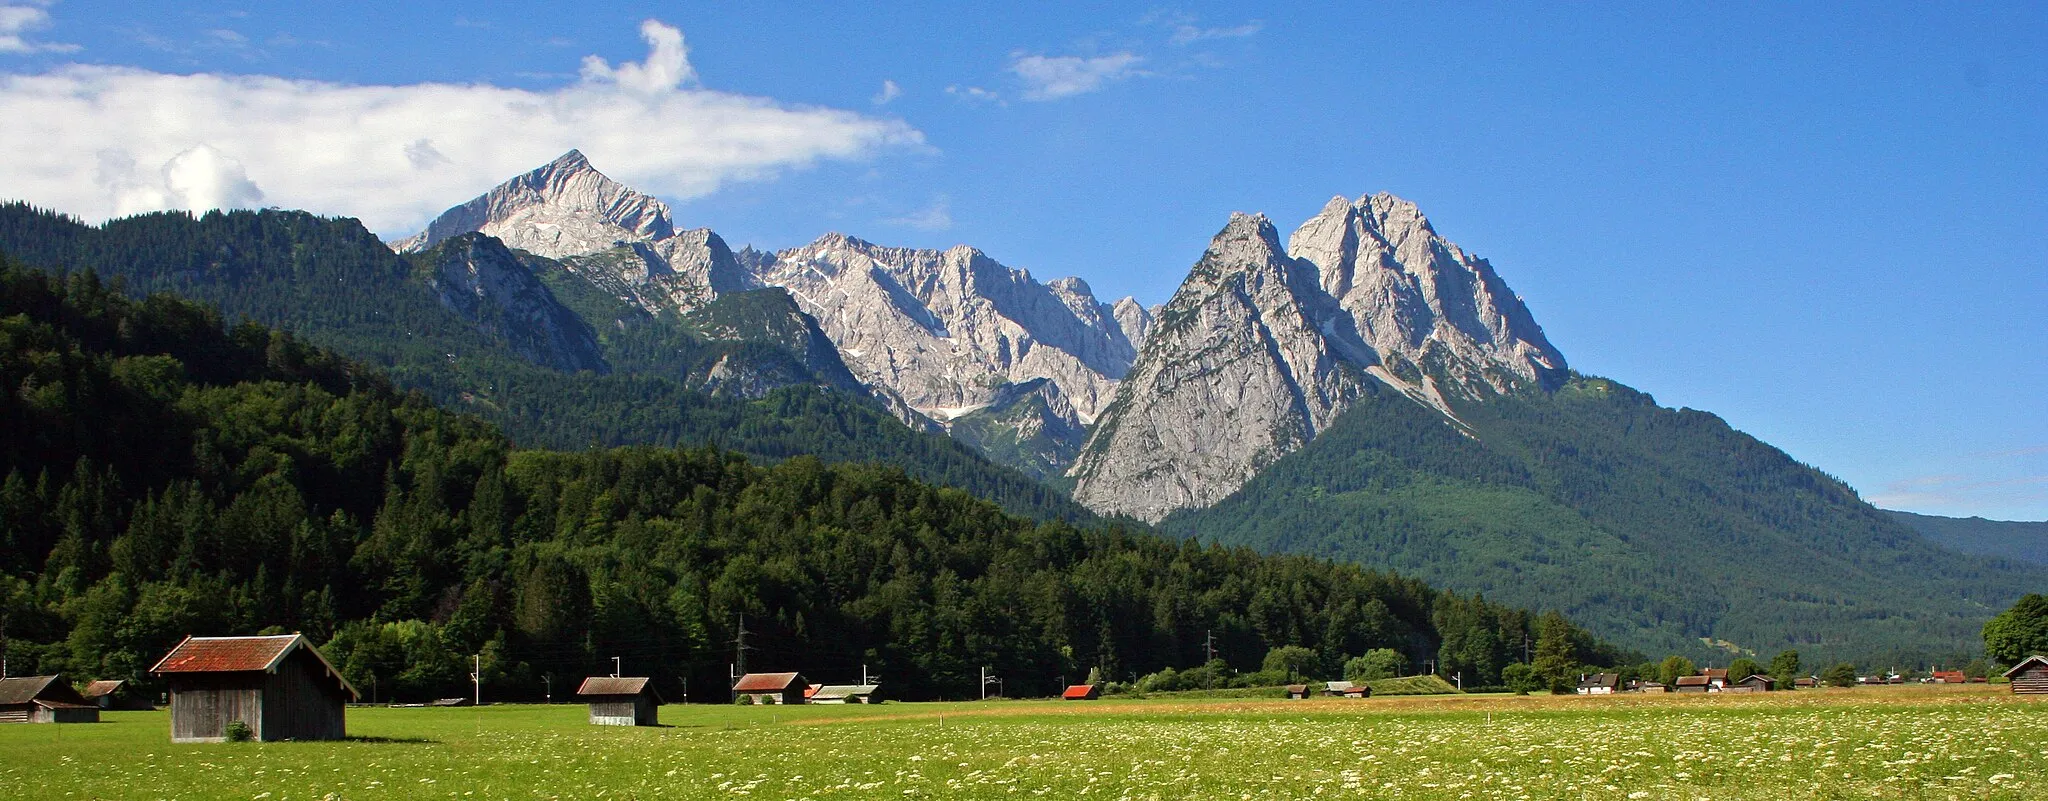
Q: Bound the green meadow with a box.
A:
[3,686,2041,800]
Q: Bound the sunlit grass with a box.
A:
[1,685,2039,799]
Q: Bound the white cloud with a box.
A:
[945,84,1001,104]
[872,79,900,105]
[1169,20,1262,46]
[0,18,924,234]
[1,2,79,54]
[1009,52,1142,101]
[886,195,951,231]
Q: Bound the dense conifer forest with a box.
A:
[0,203,1088,522]
[0,259,1623,700]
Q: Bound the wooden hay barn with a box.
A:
[1673,675,1711,693]
[576,677,661,726]
[732,672,808,705]
[1726,675,1775,693]
[83,679,154,710]
[1323,680,1368,698]
[2004,655,2048,694]
[807,684,879,704]
[0,674,99,723]
[150,634,357,742]
[1061,684,1100,700]
[1285,684,1311,699]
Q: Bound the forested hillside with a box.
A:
[1170,376,2047,666]
[0,203,1086,521]
[0,260,1621,700]
[1888,510,2048,567]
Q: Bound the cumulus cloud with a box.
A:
[0,2,78,54]
[0,18,924,233]
[872,79,900,105]
[1009,52,1142,101]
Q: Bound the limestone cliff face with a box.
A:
[746,234,1143,427]
[414,233,606,373]
[1071,198,1566,522]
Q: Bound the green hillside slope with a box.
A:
[1887,510,2048,567]
[0,259,1616,700]
[0,203,1087,521]
[1169,376,2046,666]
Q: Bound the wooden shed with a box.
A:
[576,677,662,726]
[83,679,154,710]
[150,634,357,742]
[1726,675,1775,693]
[1284,684,1311,699]
[1061,684,1100,700]
[732,672,808,705]
[1673,675,1711,693]
[2003,655,2048,694]
[0,675,99,723]
[807,684,879,704]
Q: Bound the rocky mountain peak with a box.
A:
[392,150,675,258]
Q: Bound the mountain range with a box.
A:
[3,150,2038,665]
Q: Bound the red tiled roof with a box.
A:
[1931,671,1965,683]
[805,684,821,698]
[149,634,358,700]
[1700,668,1728,679]
[1062,684,1097,699]
[151,635,300,673]
[732,672,803,692]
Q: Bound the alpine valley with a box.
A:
[2,151,2038,666]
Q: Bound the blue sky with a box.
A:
[3,1,2044,519]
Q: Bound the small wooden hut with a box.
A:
[151,634,357,742]
[807,684,879,704]
[732,672,808,705]
[576,677,662,725]
[1673,675,1711,693]
[2003,655,2048,694]
[1284,684,1311,699]
[83,679,154,710]
[1061,684,1100,700]
[0,675,99,723]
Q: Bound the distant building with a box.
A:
[1284,684,1311,699]
[1636,681,1668,694]
[1700,668,1729,690]
[81,679,152,710]
[1062,684,1100,700]
[0,675,99,723]
[1673,675,1711,693]
[732,672,808,705]
[577,677,661,726]
[807,684,879,704]
[1727,675,1775,693]
[1322,681,1368,698]
[150,634,356,742]
[1794,677,1819,689]
[1930,670,1966,684]
[1575,673,1621,695]
[2004,655,2048,694]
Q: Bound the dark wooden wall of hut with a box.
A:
[167,674,263,743]
[259,650,346,741]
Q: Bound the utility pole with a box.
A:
[734,613,754,676]
[1454,671,1463,692]
[543,673,552,704]
[729,663,738,704]
[981,667,1001,700]
[612,656,621,678]
[472,654,482,706]
[861,663,874,686]
[1204,630,1216,664]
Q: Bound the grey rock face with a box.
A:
[1071,198,1565,522]
[747,234,1144,426]
[393,150,746,315]
[415,233,607,373]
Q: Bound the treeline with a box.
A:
[0,203,1089,522]
[0,259,1619,700]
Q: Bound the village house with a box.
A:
[1725,674,1775,693]
[576,677,661,726]
[1929,670,1966,684]
[1673,675,1712,693]
[0,674,99,723]
[150,633,356,742]
[807,684,880,704]
[1061,684,1101,700]
[2004,655,2048,694]
[732,672,808,705]
[1700,668,1729,690]
[1575,673,1621,695]
[1794,677,1819,689]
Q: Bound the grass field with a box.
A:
[2,685,2041,800]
